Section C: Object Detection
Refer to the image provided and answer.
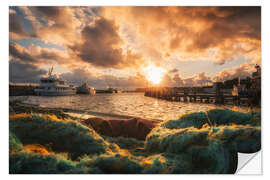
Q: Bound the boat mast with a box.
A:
[48,66,53,76]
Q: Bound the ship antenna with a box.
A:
[48,66,54,76]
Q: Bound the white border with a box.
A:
[3,0,269,179]
[8,0,261,6]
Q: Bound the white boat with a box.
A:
[76,82,96,95]
[35,67,76,96]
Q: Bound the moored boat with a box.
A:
[76,82,96,95]
[34,67,76,96]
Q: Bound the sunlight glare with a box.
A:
[144,65,166,85]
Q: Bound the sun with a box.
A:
[144,65,166,85]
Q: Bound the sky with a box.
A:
[9,6,261,89]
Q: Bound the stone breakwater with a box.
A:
[9,103,260,174]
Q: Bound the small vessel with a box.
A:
[35,67,76,96]
[76,82,96,95]
[107,87,122,93]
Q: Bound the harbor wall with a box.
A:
[9,84,37,96]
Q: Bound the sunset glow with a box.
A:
[144,65,166,85]
[9,6,261,89]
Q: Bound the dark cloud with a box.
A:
[186,7,261,51]
[32,7,62,19]
[216,7,261,39]
[175,7,260,64]
[9,60,47,83]
[9,13,29,38]
[9,8,39,39]
[72,18,123,67]
[69,17,143,69]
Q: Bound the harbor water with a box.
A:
[10,93,256,120]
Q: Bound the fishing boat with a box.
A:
[34,67,76,96]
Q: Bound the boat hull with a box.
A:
[76,88,96,95]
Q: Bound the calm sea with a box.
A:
[10,93,254,120]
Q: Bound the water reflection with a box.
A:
[13,93,255,121]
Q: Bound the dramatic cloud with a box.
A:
[9,6,261,88]
[10,7,145,69]
[28,7,81,45]
[9,42,69,66]
[9,42,75,83]
[69,17,144,69]
[9,7,40,40]
[103,7,261,65]
[70,18,123,66]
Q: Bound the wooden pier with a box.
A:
[144,86,259,106]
